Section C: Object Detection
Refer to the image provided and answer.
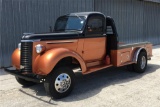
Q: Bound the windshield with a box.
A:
[54,16,86,31]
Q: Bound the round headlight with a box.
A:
[35,44,45,53]
[18,43,21,50]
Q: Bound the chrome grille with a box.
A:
[20,42,33,72]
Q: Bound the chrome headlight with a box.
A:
[18,43,21,50]
[35,44,45,54]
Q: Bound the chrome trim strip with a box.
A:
[21,39,40,42]
[46,40,78,44]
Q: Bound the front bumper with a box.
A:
[4,67,46,83]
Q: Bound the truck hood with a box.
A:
[21,32,82,40]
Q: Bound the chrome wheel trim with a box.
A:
[141,56,146,69]
[55,73,71,93]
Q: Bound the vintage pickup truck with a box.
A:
[5,12,152,99]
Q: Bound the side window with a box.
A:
[87,17,103,34]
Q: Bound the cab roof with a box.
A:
[66,12,105,17]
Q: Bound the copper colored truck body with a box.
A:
[12,39,152,75]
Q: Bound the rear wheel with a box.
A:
[15,77,36,87]
[44,67,75,99]
[133,52,147,73]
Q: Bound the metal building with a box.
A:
[0,0,160,67]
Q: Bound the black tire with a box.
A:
[44,67,75,99]
[133,52,147,73]
[15,77,36,87]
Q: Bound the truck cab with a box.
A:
[5,12,152,99]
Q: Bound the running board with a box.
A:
[83,64,113,75]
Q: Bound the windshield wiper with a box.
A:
[73,13,83,21]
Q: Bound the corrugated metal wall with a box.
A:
[0,0,160,67]
[143,2,160,44]
[95,0,160,44]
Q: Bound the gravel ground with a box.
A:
[0,45,160,107]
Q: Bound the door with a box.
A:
[82,15,106,62]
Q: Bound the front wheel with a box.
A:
[133,52,147,73]
[44,67,75,99]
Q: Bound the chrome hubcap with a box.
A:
[55,73,71,93]
[141,56,146,69]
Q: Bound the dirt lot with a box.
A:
[0,45,160,107]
